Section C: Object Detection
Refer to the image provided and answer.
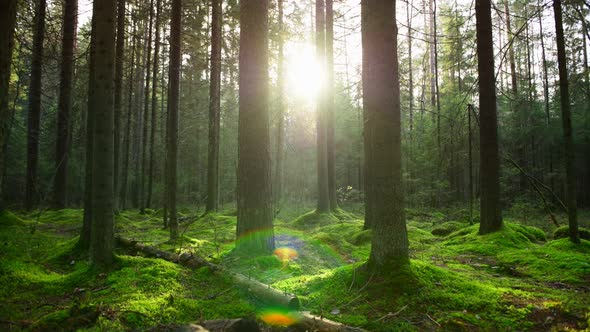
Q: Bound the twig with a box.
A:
[426,313,441,327]
[374,304,408,322]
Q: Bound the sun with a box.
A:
[284,42,325,103]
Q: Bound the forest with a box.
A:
[0,0,589,330]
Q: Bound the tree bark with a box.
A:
[274,0,285,212]
[361,0,373,230]
[53,0,78,209]
[166,0,182,240]
[553,0,579,243]
[362,0,409,270]
[25,0,46,210]
[206,0,222,213]
[79,13,97,251]
[0,0,18,211]
[147,0,162,210]
[316,0,330,214]
[326,0,337,211]
[120,12,137,211]
[90,0,117,267]
[113,0,126,212]
[476,0,503,234]
[236,0,274,253]
[141,0,155,213]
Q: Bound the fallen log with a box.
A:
[116,236,367,331]
[115,236,299,310]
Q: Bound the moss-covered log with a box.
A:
[115,236,298,309]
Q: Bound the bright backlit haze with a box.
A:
[285,42,325,104]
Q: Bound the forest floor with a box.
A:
[0,205,589,331]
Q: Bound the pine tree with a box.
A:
[476,0,503,234]
[362,0,409,270]
[25,0,47,210]
[236,0,274,253]
[90,0,117,267]
[0,0,18,210]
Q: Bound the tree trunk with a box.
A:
[53,0,78,209]
[236,0,274,253]
[326,0,337,211]
[113,0,126,212]
[504,0,527,192]
[361,0,373,230]
[316,0,330,214]
[538,3,554,192]
[79,13,97,250]
[274,0,285,212]
[141,0,155,213]
[147,0,162,210]
[553,0,579,243]
[362,0,409,270]
[476,0,503,234]
[166,0,182,240]
[90,0,117,267]
[25,0,46,210]
[0,0,18,211]
[206,0,222,213]
[120,12,137,211]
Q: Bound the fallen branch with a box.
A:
[374,304,408,323]
[116,236,298,309]
[116,236,367,331]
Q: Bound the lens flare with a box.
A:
[273,247,298,262]
[258,308,301,327]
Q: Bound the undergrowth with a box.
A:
[0,207,588,331]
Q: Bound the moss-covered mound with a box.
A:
[291,210,339,228]
[431,221,468,237]
[553,226,590,241]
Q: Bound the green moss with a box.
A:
[292,210,339,228]
[0,210,25,226]
[554,226,590,241]
[506,222,547,242]
[431,221,468,237]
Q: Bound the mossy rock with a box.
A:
[431,221,467,237]
[553,226,590,241]
[0,210,25,226]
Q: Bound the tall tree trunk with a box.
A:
[553,0,579,243]
[166,0,182,240]
[53,0,78,209]
[538,2,553,191]
[0,0,18,211]
[141,0,155,213]
[25,0,46,210]
[326,0,337,211]
[90,0,117,267]
[206,0,222,213]
[113,0,126,212]
[274,0,285,212]
[316,0,330,213]
[476,0,503,234]
[361,0,373,230]
[147,0,162,209]
[120,12,137,210]
[468,104,474,224]
[362,0,408,270]
[504,0,526,191]
[80,13,97,250]
[407,2,413,136]
[236,0,274,253]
